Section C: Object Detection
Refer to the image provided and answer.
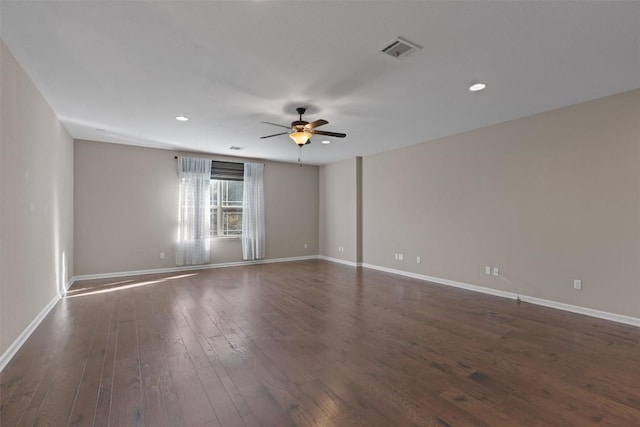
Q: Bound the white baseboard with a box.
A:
[1,275,76,372]
[317,255,361,268]
[5,257,637,373]
[71,255,319,282]
[0,292,61,372]
[361,263,517,300]
[522,295,640,327]
[64,277,74,293]
[360,263,640,328]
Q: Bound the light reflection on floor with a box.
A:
[65,273,198,298]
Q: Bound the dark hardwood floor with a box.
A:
[1,260,639,426]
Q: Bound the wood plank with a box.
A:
[136,285,183,427]
[66,295,117,426]
[34,294,109,426]
[109,292,144,426]
[93,296,120,427]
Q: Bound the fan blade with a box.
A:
[305,119,328,129]
[260,132,289,139]
[312,130,346,138]
[261,121,291,129]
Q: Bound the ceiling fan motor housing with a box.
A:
[260,106,345,146]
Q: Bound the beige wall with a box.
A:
[0,40,74,355]
[362,90,640,317]
[319,157,360,263]
[74,140,318,276]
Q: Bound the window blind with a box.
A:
[211,161,244,181]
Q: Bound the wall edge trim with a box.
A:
[5,257,637,372]
[521,295,640,327]
[360,263,640,327]
[71,255,319,282]
[0,293,61,372]
[317,255,361,268]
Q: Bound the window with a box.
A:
[209,161,245,238]
[211,179,243,237]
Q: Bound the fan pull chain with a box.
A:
[298,145,303,166]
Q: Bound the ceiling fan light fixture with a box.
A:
[290,131,312,146]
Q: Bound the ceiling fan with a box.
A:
[260,107,346,146]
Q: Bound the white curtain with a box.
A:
[176,157,212,266]
[242,163,265,260]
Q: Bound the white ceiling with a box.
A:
[2,1,639,165]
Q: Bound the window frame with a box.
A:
[210,179,244,238]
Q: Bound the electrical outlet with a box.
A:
[398,253,404,261]
[492,267,499,276]
[485,266,491,275]
[394,253,398,260]
[159,252,165,259]
[304,243,308,249]
[416,256,421,264]
[573,279,582,290]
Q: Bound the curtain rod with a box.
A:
[174,156,244,162]
[174,156,264,165]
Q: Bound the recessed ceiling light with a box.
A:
[469,83,487,92]
[321,140,331,144]
[175,116,189,121]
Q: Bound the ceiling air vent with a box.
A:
[229,146,244,151]
[380,37,421,59]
